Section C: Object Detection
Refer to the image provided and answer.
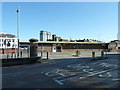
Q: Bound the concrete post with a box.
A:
[29,38,38,57]
[7,54,9,58]
[47,52,49,59]
[101,51,104,58]
[92,52,95,59]
[20,51,22,58]
[41,51,42,58]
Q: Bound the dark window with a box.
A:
[7,42,10,46]
[4,39,6,45]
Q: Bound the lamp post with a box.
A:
[17,6,20,58]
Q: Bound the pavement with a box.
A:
[2,52,120,88]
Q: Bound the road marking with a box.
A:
[99,72,112,77]
[45,72,50,76]
[79,67,117,80]
[83,69,94,74]
[59,73,65,76]
[112,78,120,81]
[59,67,117,82]
[54,79,64,85]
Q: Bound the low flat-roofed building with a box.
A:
[0,32,18,54]
[20,41,108,52]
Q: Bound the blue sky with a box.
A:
[2,2,118,42]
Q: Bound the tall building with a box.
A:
[40,31,52,41]
[52,34,56,41]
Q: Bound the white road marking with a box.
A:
[112,78,120,81]
[99,72,112,77]
[59,73,65,76]
[45,72,50,76]
[54,79,64,85]
[59,67,117,82]
[83,69,93,74]
[79,67,117,80]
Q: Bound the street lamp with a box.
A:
[17,6,20,58]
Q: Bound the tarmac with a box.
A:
[2,51,120,88]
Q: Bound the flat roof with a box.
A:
[20,41,106,44]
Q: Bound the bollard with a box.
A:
[76,51,79,56]
[41,51,42,58]
[101,51,104,58]
[47,52,48,59]
[76,51,80,56]
[11,53,13,58]
[7,54,9,58]
[92,52,95,60]
[20,51,22,57]
[15,53,16,58]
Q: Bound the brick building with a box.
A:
[20,41,108,53]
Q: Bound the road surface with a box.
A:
[2,52,120,88]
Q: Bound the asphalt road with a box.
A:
[2,53,120,88]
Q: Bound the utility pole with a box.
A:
[17,6,20,58]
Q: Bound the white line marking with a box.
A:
[112,78,120,81]
[54,79,64,85]
[45,72,50,76]
[83,69,93,74]
[79,67,117,80]
[59,73,65,76]
[59,67,117,82]
[107,72,112,77]
[99,72,112,77]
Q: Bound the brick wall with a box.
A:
[0,48,17,54]
[38,46,52,52]
[62,49,102,52]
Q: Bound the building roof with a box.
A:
[0,32,16,38]
[20,41,106,44]
[110,40,120,44]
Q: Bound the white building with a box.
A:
[40,31,52,41]
[0,32,18,49]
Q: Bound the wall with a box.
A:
[0,48,17,54]
[38,45,52,52]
